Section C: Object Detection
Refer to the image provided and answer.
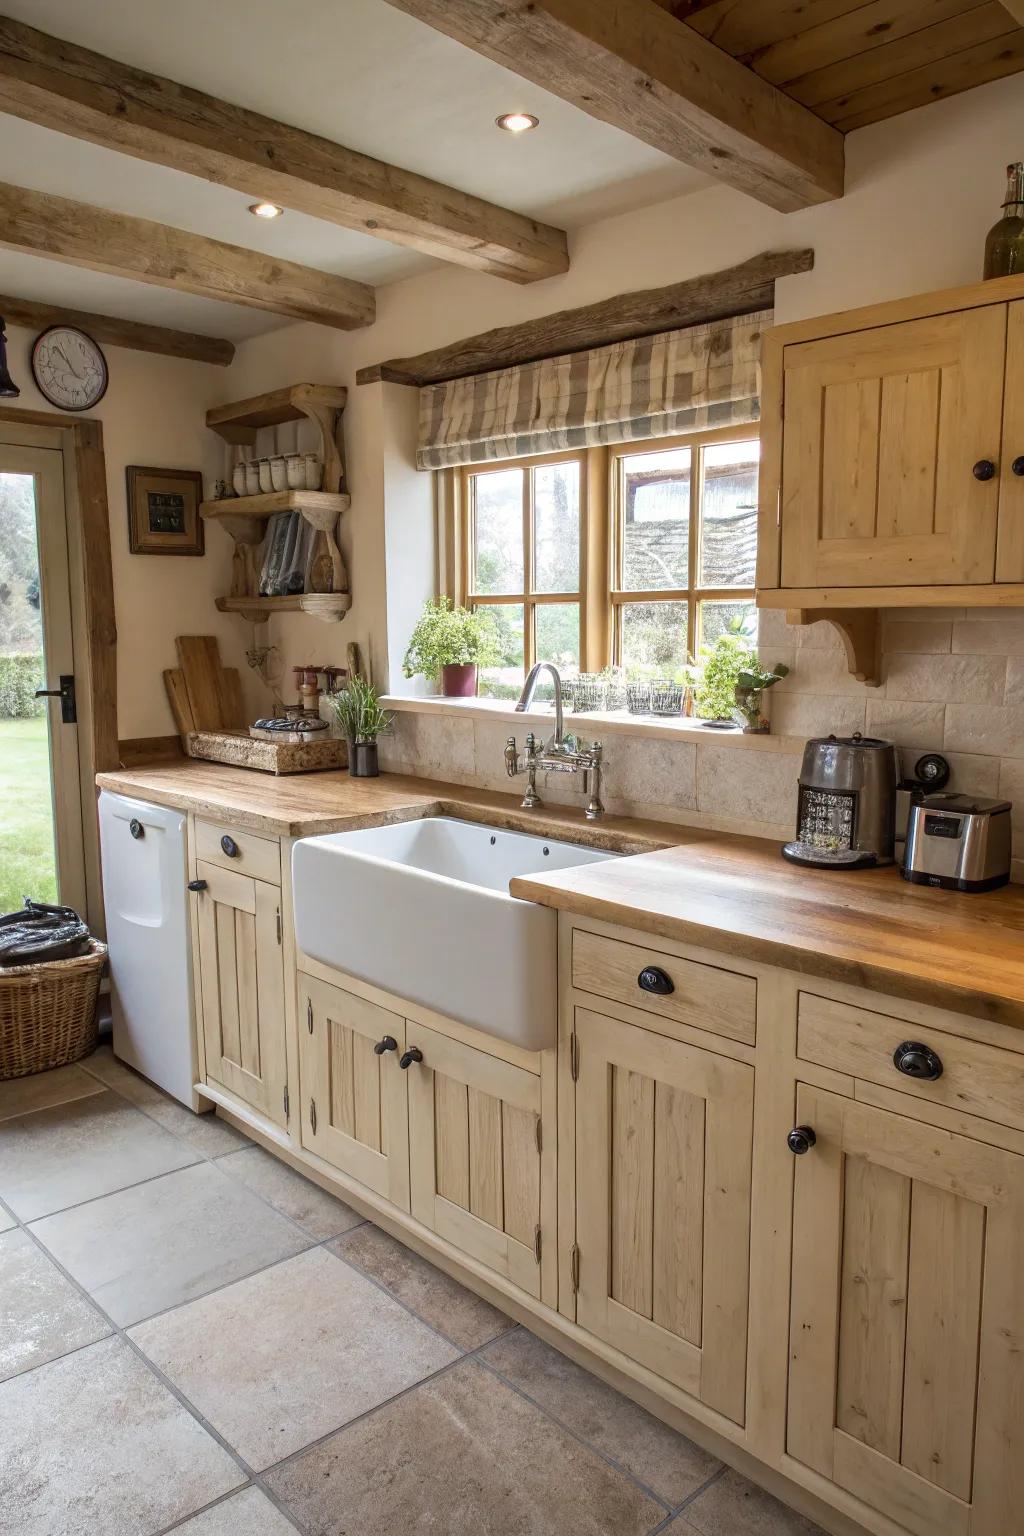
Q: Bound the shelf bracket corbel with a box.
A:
[785,608,882,687]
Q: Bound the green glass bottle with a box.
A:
[984,162,1024,279]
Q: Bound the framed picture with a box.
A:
[126,466,205,556]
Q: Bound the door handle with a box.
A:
[34,674,76,724]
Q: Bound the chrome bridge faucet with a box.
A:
[504,662,605,821]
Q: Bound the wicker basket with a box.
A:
[0,939,107,1080]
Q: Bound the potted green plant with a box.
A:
[403,598,501,697]
[693,620,753,726]
[330,677,393,777]
[734,658,790,734]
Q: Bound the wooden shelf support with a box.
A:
[786,609,882,687]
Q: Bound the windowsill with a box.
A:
[380,694,806,751]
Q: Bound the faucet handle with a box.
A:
[504,735,518,777]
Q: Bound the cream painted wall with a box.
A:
[220,70,1024,706]
[4,323,254,740]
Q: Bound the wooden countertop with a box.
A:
[97,761,1024,1030]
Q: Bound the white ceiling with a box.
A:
[0,0,708,341]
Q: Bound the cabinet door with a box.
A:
[297,974,409,1211]
[780,306,1005,589]
[997,299,1024,580]
[573,1007,753,1425]
[788,1085,1024,1536]
[407,1022,551,1302]
[196,860,287,1126]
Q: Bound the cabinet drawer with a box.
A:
[571,929,756,1046]
[195,819,281,885]
[798,992,1024,1133]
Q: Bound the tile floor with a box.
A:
[0,1042,827,1536]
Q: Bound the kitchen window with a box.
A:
[457,424,758,695]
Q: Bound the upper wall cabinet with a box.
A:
[758,273,1024,634]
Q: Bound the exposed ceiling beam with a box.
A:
[0,182,376,331]
[1001,0,1024,23]
[357,248,813,386]
[0,14,569,285]
[381,0,845,213]
[0,292,234,365]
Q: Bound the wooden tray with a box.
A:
[186,729,347,775]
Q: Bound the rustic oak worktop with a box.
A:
[97,761,1024,1030]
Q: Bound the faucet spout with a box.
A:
[516,661,564,751]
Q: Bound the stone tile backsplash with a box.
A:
[379,606,1024,879]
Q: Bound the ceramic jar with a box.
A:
[232,463,247,497]
[304,453,323,490]
[244,461,260,496]
[258,459,274,494]
[286,454,305,490]
[270,455,288,492]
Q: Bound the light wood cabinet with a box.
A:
[788,1084,1024,1536]
[195,859,288,1126]
[407,1021,554,1304]
[778,306,1005,591]
[297,973,410,1210]
[572,1006,753,1425]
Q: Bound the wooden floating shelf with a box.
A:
[201,490,351,522]
[216,593,352,625]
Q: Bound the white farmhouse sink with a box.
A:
[292,816,616,1051]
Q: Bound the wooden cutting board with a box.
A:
[166,636,246,740]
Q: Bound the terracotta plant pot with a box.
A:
[441,663,477,697]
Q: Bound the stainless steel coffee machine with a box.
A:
[782,732,899,870]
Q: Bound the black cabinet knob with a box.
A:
[129,818,144,840]
[892,1040,943,1081]
[638,965,675,997]
[373,1035,398,1056]
[187,878,208,892]
[1013,456,1024,477]
[399,1047,424,1070]
[220,835,239,858]
[973,459,997,481]
[787,1126,816,1155]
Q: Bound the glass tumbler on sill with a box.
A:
[572,674,609,713]
[649,680,685,715]
[626,681,652,715]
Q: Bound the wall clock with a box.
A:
[31,326,109,411]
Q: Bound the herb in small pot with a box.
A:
[330,677,394,777]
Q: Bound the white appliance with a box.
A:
[98,791,196,1106]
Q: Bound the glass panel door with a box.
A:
[0,442,84,915]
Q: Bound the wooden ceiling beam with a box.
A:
[1001,0,1024,23]
[0,292,234,365]
[0,182,376,331]
[0,14,568,285]
[382,0,844,212]
[357,248,813,386]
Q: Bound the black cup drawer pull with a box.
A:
[893,1040,944,1081]
[220,834,239,858]
[638,965,675,997]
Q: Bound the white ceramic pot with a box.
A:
[232,463,247,497]
[270,456,287,492]
[258,459,274,494]
[244,462,260,496]
[286,454,305,490]
[304,453,323,490]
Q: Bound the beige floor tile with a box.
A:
[266,1357,667,1536]
[142,1097,250,1156]
[31,1160,311,1326]
[0,1062,105,1123]
[482,1329,720,1504]
[80,1041,164,1104]
[0,1228,110,1381]
[170,1486,298,1534]
[129,1247,458,1469]
[0,1090,199,1221]
[0,1335,244,1534]
[679,1469,827,1536]
[220,1145,364,1239]
[332,1223,514,1350]
[0,1207,14,1233]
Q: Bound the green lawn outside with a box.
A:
[0,716,57,914]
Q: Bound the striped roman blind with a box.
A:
[416,308,768,470]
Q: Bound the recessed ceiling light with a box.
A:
[248,201,284,219]
[496,112,539,134]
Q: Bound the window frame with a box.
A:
[454,421,758,682]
